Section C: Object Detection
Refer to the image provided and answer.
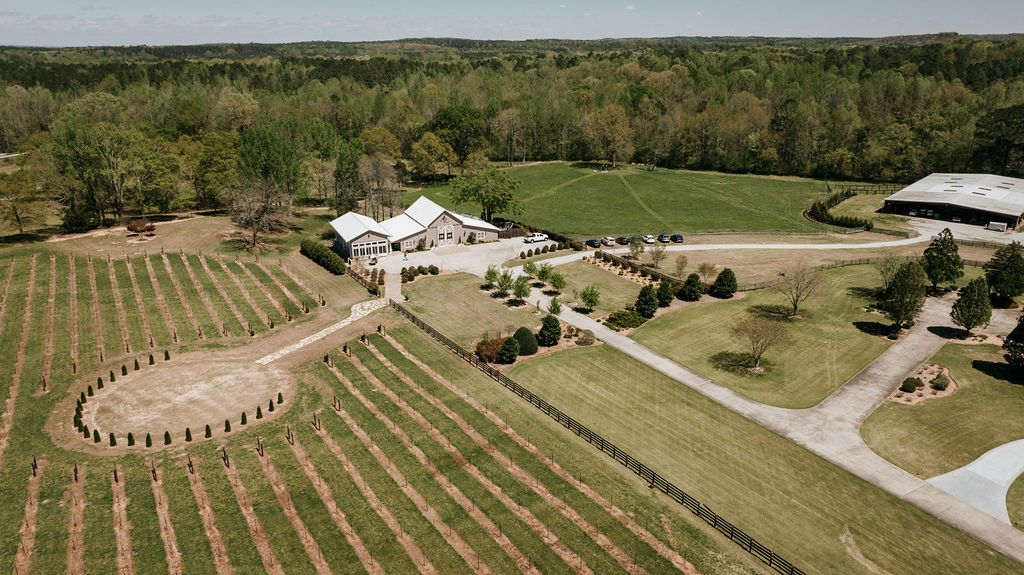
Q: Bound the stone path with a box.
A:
[253,298,387,365]
[929,439,1024,524]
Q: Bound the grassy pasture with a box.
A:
[1011,475,1024,530]
[830,193,912,231]
[408,163,827,237]
[861,343,1024,478]
[557,260,644,316]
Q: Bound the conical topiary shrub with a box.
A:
[225,419,231,432]
[109,433,116,446]
[145,433,152,447]
[163,431,171,445]
[185,428,192,442]
[93,430,100,443]
[268,400,274,412]
[277,392,283,404]
[109,370,115,382]
[164,350,170,361]
[149,354,154,365]
[127,433,135,446]
[256,406,263,419]
[97,376,103,389]
[134,359,140,371]
[205,424,212,438]
[241,412,247,425]
[122,365,128,376]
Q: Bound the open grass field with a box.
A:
[407,163,828,237]
[557,260,645,316]
[504,342,1023,574]
[1011,475,1024,530]
[830,194,913,231]
[861,343,1024,478]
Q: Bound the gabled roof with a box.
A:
[404,196,447,227]
[329,211,390,243]
[885,174,1024,218]
[379,213,424,242]
[455,212,500,231]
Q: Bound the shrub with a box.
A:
[164,350,170,360]
[109,370,115,382]
[83,425,89,439]
[205,424,212,438]
[513,327,539,355]
[268,399,275,412]
[127,433,135,446]
[185,428,192,442]
[414,265,424,275]
[576,329,596,346]
[300,239,346,274]
[377,270,386,285]
[542,245,550,253]
[499,337,520,363]
[87,385,94,397]
[657,280,676,307]
[428,265,439,275]
[80,391,86,404]
[145,433,152,447]
[225,419,231,432]
[371,268,378,282]
[126,218,156,233]
[606,309,649,329]
[134,359,140,371]
[93,430,100,443]
[475,337,504,363]
[520,251,526,259]
[547,296,563,316]
[164,431,171,445]
[122,365,128,376]
[527,249,534,258]
[109,433,116,446]
[241,411,247,425]
[97,377,103,390]
[537,315,561,346]
[148,354,154,365]
[417,238,426,251]
[932,373,950,391]
[710,268,738,299]
[635,284,658,318]
[256,406,263,419]
[277,392,283,404]
[900,377,922,393]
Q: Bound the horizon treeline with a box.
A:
[0,36,1022,232]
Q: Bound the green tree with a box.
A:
[359,126,401,158]
[185,427,192,442]
[498,336,520,364]
[109,432,116,446]
[93,430,100,443]
[585,104,634,166]
[680,274,704,301]
[194,131,240,209]
[973,103,1024,176]
[0,169,46,234]
[145,433,152,447]
[1004,315,1024,367]
[538,314,562,346]
[428,106,488,165]
[409,131,456,179]
[549,273,566,293]
[635,284,659,318]
[241,411,247,425]
[512,274,531,301]
[450,169,522,222]
[710,268,738,299]
[656,280,676,307]
[950,277,992,336]
[163,431,171,445]
[495,270,514,296]
[513,326,539,355]
[483,265,499,288]
[205,424,212,438]
[225,419,231,432]
[984,241,1024,301]
[127,433,134,446]
[256,406,263,419]
[548,297,563,316]
[580,284,601,312]
[885,261,928,328]
[921,228,964,288]
[536,263,553,283]
[330,139,365,216]
[521,261,538,278]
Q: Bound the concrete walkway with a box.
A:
[929,439,1024,524]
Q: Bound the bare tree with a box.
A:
[873,249,904,294]
[491,109,524,167]
[627,234,645,260]
[648,244,667,270]
[697,262,717,287]
[228,179,291,249]
[731,316,790,369]
[358,153,398,220]
[775,262,824,317]
[674,255,688,278]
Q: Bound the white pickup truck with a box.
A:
[523,232,549,243]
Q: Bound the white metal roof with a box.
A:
[404,196,447,227]
[329,211,390,243]
[885,173,1024,218]
[455,212,500,231]
[379,213,424,242]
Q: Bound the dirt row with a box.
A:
[222,455,285,575]
[238,262,288,319]
[217,257,270,328]
[111,468,136,575]
[144,256,182,343]
[67,464,87,575]
[68,256,79,374]
[179,253,227,337]
[255,452,333,575]
[0,258,15,332]
[185,462,234,575]
[198,256,249,334]
[150,466,184,575]
[257,262,306,311]
[0,254,37,474]
[316,427,438,575]
[161,253,203,339]
[106,257,132,354]
[86,257,105,362]
[41,255,56,393]
[331,402,493,575]
[278,263,312,297]
[325,364,588,575]
[379,335,698,574]
[124,257,155,349]
[287,436,385,575]
[348,352,646,574]
[13,460,45,575]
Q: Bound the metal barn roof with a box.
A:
[885,173,1024,218]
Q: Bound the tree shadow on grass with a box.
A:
[747,304,794,320]
[847,286,882,301]
[854,321,894,337]
[709,352,774,376]
[572,306,594,314]
[972,360,1024,386]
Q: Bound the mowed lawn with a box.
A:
[407,163,827,237]
[556,260,642,316]
[830,194,913,232]
[401,272,542,347]
[506,344,1022,574]
[861,343,1024,479]
[1011,475,1024,530]
[631,265,892,408]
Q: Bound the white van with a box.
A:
[986,222,1008,232]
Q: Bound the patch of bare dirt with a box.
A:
[162,253,203,339]
[69,256,79,372]
[222,454,285,575]
[887,363,958,405]
[288,436,384,575]
[124,257,155,348]
[87,257,106,361]
[0,254,37,473]
[150,465,184,575]
[143,256,181,343]
[179,253,226,336]
[952,333,1004,346]
[184,461,233,575]
[256,452,332,575]
[107,257,132,353]
[199,256,249,335]
[111,467,136,575]
[67,463,87,575]
[14,460,45,575]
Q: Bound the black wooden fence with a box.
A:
[737,256,986,291]
[346,267,377,293]
[388,299,807,575]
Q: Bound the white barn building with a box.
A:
[884,173,1024,229]
[330,197,500,259]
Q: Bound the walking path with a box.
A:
[253,298,387,365]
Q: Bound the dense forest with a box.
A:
[0,35,1023,236]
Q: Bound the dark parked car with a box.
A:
[670,234,684,243]
[657,233,671,243]
[585,239,601,248]
[616,236,630,245]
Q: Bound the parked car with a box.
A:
[657,233,671,243]
[670,234,684,243]
[585,238,602,248]
[601,236,615,246]
[641,234,655,244]
[523,232,548,243]
[616,236,630,245]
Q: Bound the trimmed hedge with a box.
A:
[807,190,873,230]
[300,239,346,274]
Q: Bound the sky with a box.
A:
[1,0,1022,47]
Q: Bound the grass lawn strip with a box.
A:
[183,460,236,575]
[83,462,117,574]
[143,255,187,344]
[110,467,136,575]
[117,458,170,575]
[86,257,108,360]
[252,450,332,575]
[557,261,644,317]
[111,259,150,352]
[260,262,316,310]
[41,255,56,390]
[68,255,80,373]
[861,343,1024,478]
[106,257,133,353]
[194,255,248,336]
[220,455,287,575]
[123,256,156,348]
[178,253,230,337]
[0,258,15,329]
[349,346,665,575]
[92,256,127,358]
[329,394,498,575]
[32,459,70,575]
[13,460,44,574]
[1009,474,1024,530]
[287,434,386,575]
[325,360,596,574]
[216,256,275,328]
[164,253,218,339]
[159,253,203,339]
[202,255,267,335]
[0,254,36,473]
[149,465,184,574]
[313,424,439,575]
[224,259,284,326]
[374,334,696,574]
[67,464,86,575]
[240,261,294,319]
